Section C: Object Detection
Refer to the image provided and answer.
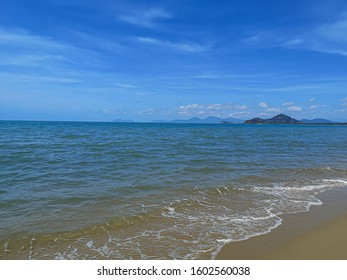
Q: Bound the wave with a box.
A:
[1,174,346,260]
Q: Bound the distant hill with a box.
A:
[301,118,335,124]
[245,114,303,124]
[157,116,244,124]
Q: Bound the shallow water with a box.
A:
[0,121,347,259]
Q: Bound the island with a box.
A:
[244,114,303,124]
[244,114,347,125]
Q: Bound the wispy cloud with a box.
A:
[137,37,211,53]
[119,8,171,28]
[0,26,117,93]
[0,54,65,67]
[243,14,347,57]
[286,16,347,57]
[75,31,124,52]
[193,73,263,80]
[0,27,72,51]
[242,35,262,46]
[114,82,138,89]
[282,38,304,47]
[318,19,347,43]
[0,72,81,84]
[0,26,97,70]
[342,97,347,106]
[262,84,326,92]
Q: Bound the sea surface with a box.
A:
[0,120,347,259]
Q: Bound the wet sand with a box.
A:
[217,187,347,259]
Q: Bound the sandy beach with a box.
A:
[217,187,347,259]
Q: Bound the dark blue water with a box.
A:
[0,121,347,259]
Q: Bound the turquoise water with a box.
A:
[0,121,347,259]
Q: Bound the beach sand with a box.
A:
[217,187,347,259]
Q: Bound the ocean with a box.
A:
[0,120,347,259]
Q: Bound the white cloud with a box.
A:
[281,102,303,112]
[309,104,320,110]
[206,104,222,110]
[266,107,281,113]
[342,97,347,106]
[138,109,157,115]
[309,97,316,102]
[138,37,210,53]
[258,102,268,108]
[178,103,248,117]
[119,8,171,28]
[287,105,303,112]
[97,109,128,115]
[229,111,252,119]
[234,105,248,110]
[179,103,204,110]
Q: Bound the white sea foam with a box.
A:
[323,179,347,185]
[20,176,347,260]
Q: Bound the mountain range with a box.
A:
[159,116,244,124]
[113,117,243,123]
[300,118,335,124]
[112,115,339,124]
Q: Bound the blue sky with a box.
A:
[1,0,347,121]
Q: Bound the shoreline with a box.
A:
[216,186,347,259]
[2,187,347,260]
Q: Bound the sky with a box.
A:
[1,0,347,122]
